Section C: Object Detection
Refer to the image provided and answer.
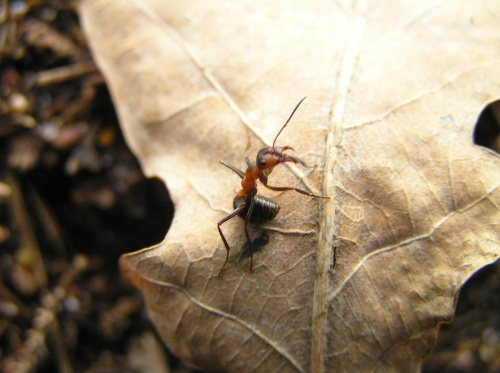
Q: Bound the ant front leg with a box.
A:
[263,183,329,199]
[220,160,245,179]
[218,204,246,276]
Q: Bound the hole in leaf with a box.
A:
[473,100,500,152]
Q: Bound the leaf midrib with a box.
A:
[310,13,366,373]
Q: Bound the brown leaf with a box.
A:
[79,1,500,371]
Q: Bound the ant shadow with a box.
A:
[234,231,270,262]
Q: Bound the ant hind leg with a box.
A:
[244,198,257,271]
[217,204,246,276]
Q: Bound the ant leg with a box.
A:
[263,184,329,199]
[244,197,257,271]
[218,204,246,277]
[220,160,245,179]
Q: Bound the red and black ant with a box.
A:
[217,97,328,276]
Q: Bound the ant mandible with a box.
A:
[217,97,328,276]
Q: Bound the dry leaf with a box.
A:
[79,1,500,371]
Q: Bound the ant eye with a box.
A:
[258,158,267,167]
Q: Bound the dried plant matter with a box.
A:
[80,1,500,372]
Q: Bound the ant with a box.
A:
[217,97,328,276]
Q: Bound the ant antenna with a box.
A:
[272,97,307,148]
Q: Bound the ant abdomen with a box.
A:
[233,195,280,224]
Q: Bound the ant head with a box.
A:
[256,146,308,170]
